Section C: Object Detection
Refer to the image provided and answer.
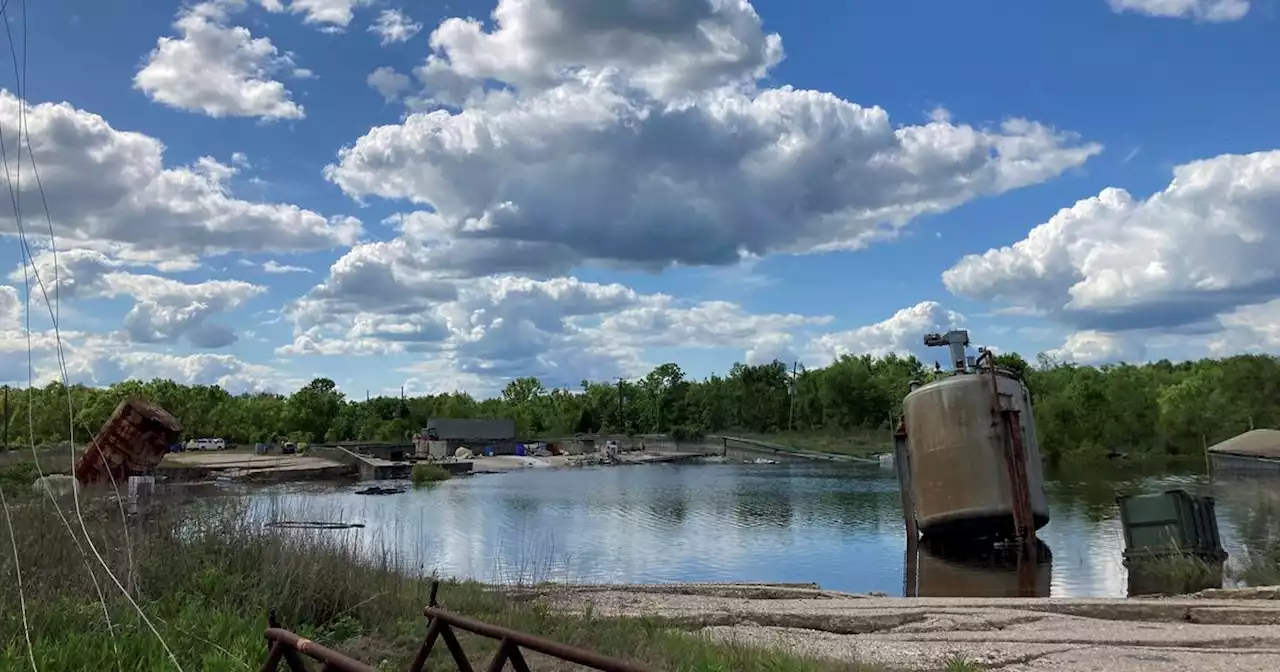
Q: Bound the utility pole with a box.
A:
[2,385,9,452]
[616,378,625,432]
[787,361,798,433]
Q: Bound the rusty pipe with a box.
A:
[264,628,376,672]
[423,607,655,672]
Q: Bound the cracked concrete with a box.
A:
[536,583,1280,670]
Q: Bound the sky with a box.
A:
[0,0,1279,398]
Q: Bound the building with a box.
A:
[1208,429,1280,473]
[416,418,519,458]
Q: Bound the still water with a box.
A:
[243,461,1275,598]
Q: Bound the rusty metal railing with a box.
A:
[261,611,375,672]
[260,580,654,672]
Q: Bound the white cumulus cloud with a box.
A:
[134,1,305,120]
[0,92,361,260]
[289,0,372,29]
[806,301,965,364]
[12,249,265,348]
[943,150,1280,334]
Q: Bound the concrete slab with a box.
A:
[161,452,355,482]
[537,584,1280,671]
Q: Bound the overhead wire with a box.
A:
[4,0,122,667]
[1,0,181,668]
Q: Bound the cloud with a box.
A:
[289,0,373,29]
[134,1,305,120]
[943,150,1280,334]
[0,325,286,392]
[328,0,1099,279]
[413,0,784,102]
[263,260,312,274]
[1045,330,1147,365]
[284,248,833,389]
[0,92,361,259]
[11,249,264,349]
[367,66,412,102]
[1106,0,1250,22]
[369,9,422,44]
[1209,299,1280,356]
[806,301,965,364]
[329,89,1097,279]
[0,285,19,330]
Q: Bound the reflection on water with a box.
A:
[237,460,1280,598]
[907,537,1053,598]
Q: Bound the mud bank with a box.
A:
[526,583,1280,671]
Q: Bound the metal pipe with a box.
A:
[423,607,656,672]
[264,629,376,672]
[893,417,916,541]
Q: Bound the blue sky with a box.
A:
[1,0,1279,396]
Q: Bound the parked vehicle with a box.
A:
[282,442,297,455]
[188,438,227,451]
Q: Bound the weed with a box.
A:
[411,463,451,485]
[0,491,869,671]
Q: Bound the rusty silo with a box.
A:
[895,330,1050,545]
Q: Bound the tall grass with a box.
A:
[0,488,867,671]
[411,463,451,485]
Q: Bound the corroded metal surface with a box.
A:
[902,370,1049,540]
[73,397,182,486]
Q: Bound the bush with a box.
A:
[670,425,706,443]
[410,463,451,485]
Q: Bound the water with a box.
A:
[240,461,1276,598]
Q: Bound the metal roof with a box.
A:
[1207,429,1280,459]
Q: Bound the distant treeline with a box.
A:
[2,352,1277,463]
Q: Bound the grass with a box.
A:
[0,488,877,671]
[0,451,75,489]
[411,463,452,485]
[738,429,892,458]
[1127,554,1226,596]
[942,656,981,672]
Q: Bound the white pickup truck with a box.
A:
[185,438,226,451]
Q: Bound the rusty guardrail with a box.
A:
[260,580,654,672]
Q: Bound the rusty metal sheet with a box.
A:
[73,397,183,486]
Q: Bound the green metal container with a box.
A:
[1116,489,1227,563]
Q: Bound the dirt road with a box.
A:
[537,583,1280,671]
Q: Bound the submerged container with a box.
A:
[74,397,183,486]
[903,371,1049,540]
[1117,489,1227,563]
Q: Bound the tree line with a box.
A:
[2,351,1276,463]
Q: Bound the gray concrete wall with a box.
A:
[427,418,516,441]
[439,438,520,456]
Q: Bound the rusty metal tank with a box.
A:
[74,397,183,486]
[902,370,1049,540]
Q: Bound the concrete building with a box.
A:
[416,418,519,457]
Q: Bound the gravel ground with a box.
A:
[533,583,1280,671]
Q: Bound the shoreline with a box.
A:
[529,582,1280,671]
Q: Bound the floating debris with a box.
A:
[265,521,366,530]
[355,485,405,496]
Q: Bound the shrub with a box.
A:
[410,463,451,485]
